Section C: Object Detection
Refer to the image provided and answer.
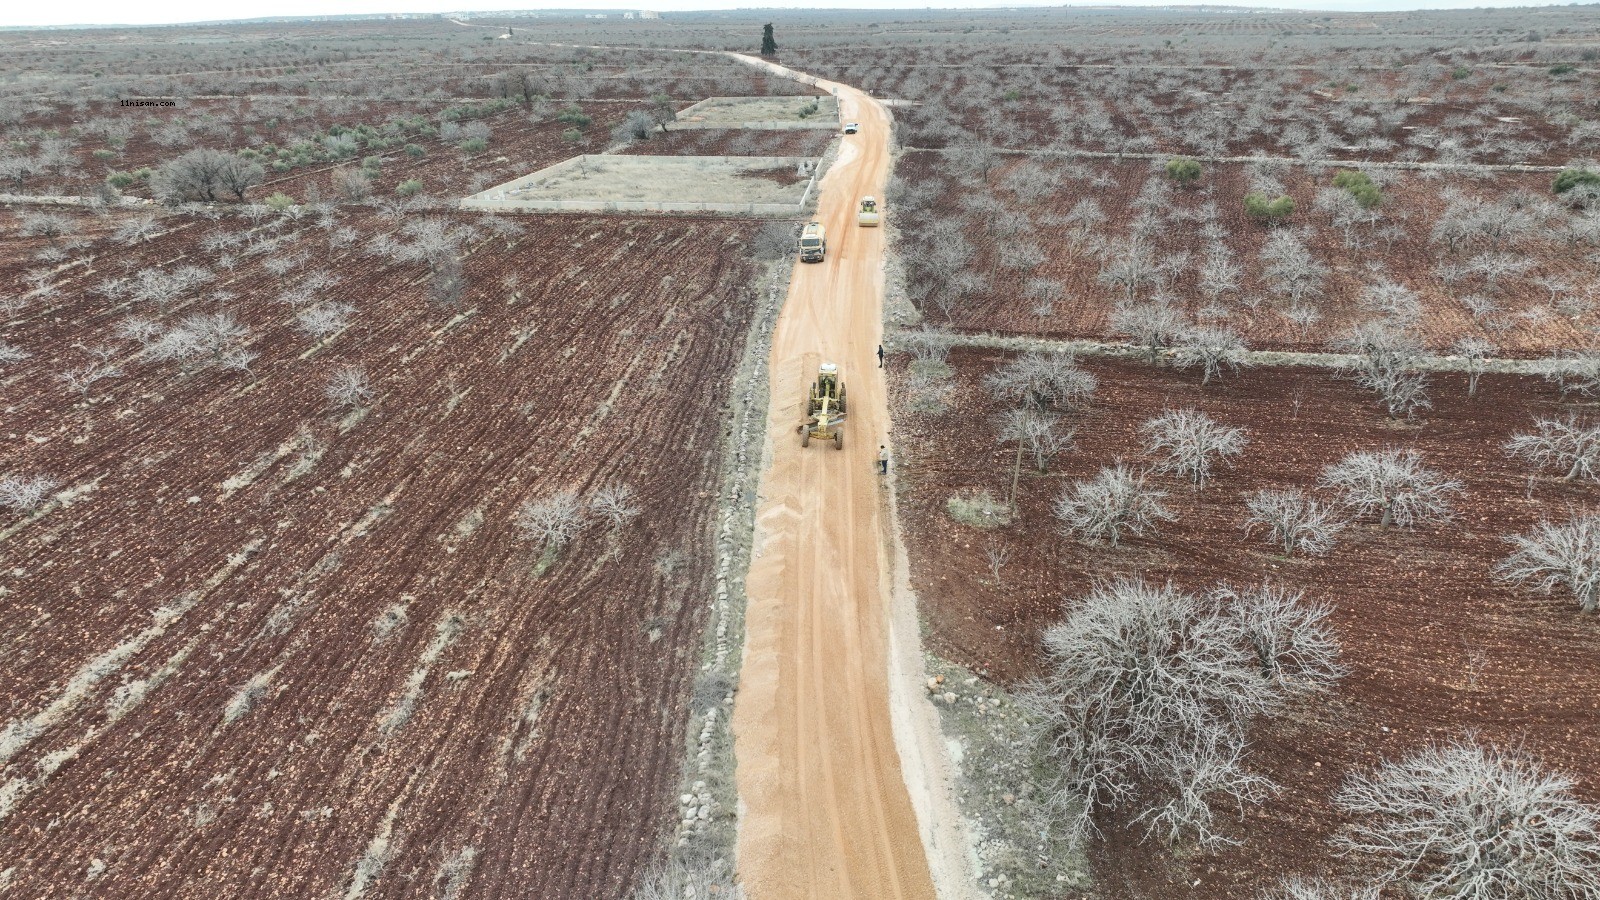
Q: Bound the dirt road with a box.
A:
[727,63,941,900]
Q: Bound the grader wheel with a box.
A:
[838,384,847,414]
[834,429,844,450]
[801,429,811,448]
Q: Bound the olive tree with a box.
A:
[1053,462,1175,547]
[984,351,1098,412]
[1335,737,1600,898]
[1334,322,1430,421]
[1452,336,1494,397]
[1505,417,1600,483]
[1243,488,1344,556]
[1023,577,1342,849]
[1319,449,1461,529]
[1496,513,1600,613]
[1141,409,1247,487]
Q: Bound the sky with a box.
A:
[0,0,1589,30]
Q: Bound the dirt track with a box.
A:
[728,63,941,900]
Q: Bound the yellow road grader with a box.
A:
[798,362,846,450]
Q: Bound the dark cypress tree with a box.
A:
[761,24,778,57]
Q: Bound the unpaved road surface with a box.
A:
[729,62,940,900]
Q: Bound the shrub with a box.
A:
[395,179,423,197]
[1554,167,1600,196]
[1244,192,1295,225]
[404,143,425,158]
[458,137,488,154]
[1549,63,1578,75]
[946,488,1011,528]
[0,474,61,512]
[1332,170,1382,209]
[556,107,591,128]
[263,192,296,212]
[106,171,135,188]
[561,127,583,144]
[1164,157,1201,186]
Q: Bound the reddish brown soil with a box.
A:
[889,348,1600,899]
[0,208,760,898]
[896,152,1597,355]
[621,127,835,158]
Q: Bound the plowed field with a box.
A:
[0,208,759,899]
[888,348,1600,899]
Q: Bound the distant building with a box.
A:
[624,12,635,18]
[639,10,660,18]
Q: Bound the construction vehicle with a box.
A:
[798,222,826,263]
[857,195,880,227]
[798,362,846,450]
[843,122,860,134]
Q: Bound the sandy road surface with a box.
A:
[727,61,940,900]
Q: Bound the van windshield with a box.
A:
[801,239,820,247]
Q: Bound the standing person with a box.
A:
[876,344,884,368]
[877,445,889,476]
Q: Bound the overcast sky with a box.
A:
[1,0,1589,30]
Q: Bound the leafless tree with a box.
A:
[114,215,160,246]
[1334,737,1600,898]
[1112,301,1186,364]
[1506,417,1600,483]
[148,312,252,372]
[515,490,586,563]
[1173,325,1249,385]
[1497,513,1600,613]
[1544,350,1600,398]
[1141,409,1247,487]
[296,302,354,342]
[1319,449,1461,529]
[0,473,61,512]
[17,212,71,242]
[1258,877,1381,900]
[1244,488,1345,557]
[1053,462,1175,547]
[984,351,1097,412]
[1452,336,1494,397]
[325,365,373,409]
[0,341,28,366]
[984,537,1011,585]
[1260,230,1326,303]
[1023,576,1341,849]
[214,154,265,202]
[1334,321,1431,421]
[588,483,640,530]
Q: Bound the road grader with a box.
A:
[798,362,846,450]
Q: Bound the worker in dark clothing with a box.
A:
[877,344,884,368]
[877,445,889,475]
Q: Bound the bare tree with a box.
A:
[998,406,1074,513]
[515,490,586,564]
[1173,325,1249,385]
[325,366,373,409]
[296,302,354,342]
[1545,350,1600,398]
[1497,513,1600,612]
[331,166,373,202]
[1053,462,1175,547]
[0,473,61,512]
[148,312,252,372]
[0,341,28,366]
[1112,301,1186,364]
[588,483,640,530]
[1452,336,1494,397]
[1319,449,1461,529]
[214,154,265,202]
[1334,322,1430,421]
[1506,417,1600,483]
[984,351,1098,412]
[1258,877,1381,900]
[58,359,122,398]
[1141,409,1247,487]
[1335,737,1600,898]
[1244,488,1344,557]
[1023,576,1341,849]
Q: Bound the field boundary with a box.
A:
[900,145,1568,174]
[884,327,1564,374]
[459,153,825,216]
